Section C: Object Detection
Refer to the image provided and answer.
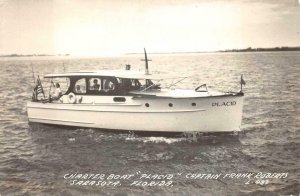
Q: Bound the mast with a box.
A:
[141,48,151,75]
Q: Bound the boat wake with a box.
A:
[125,136,186,144]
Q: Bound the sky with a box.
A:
[0,0,299,56]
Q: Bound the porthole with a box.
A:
[113,97,126,102]
[145,103,150,107]
[168,103,173,107]
[192,103,196,106]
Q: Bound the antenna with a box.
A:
[141,48,151,74]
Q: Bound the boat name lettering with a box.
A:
[212,101,236,107]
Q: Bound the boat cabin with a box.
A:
[32,70,162,102]
[63,75,158,96]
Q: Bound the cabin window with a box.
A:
[103,78,115,91]
[168,103,173,107]
[119,78,133,91]
[192,103,196,106]
[89,78,101,91]
[84,77,119,95]
[74,78,86,94]
[136,80,149,89]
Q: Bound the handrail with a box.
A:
[195,84,208,92]
[166,77,188,88]
[140,80,162,92]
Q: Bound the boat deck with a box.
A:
[130,89,228,98]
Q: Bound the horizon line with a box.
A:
[1,46,300,57]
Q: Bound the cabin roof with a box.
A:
[44,70,182,80]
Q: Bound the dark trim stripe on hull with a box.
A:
[29,117,93,124]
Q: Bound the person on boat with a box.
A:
[146,79,153,87]
[52,83,62,99]
[92,79,100,90]
[75,85,83,93]
[132,79,141,90]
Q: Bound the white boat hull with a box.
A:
[27,94,244,133]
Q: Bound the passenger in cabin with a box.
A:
[134,79,141,87]
[146,79,154,87]
[92,79,100,90]
[52,83,62,99]
[132,79,141,90]
[75,85,83,94]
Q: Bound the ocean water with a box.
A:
[0,52,299,196]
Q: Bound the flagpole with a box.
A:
[241,75,243,92]
[240,74,246,92]
[31,62,35,84]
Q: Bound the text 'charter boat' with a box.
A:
[27,49,245,133]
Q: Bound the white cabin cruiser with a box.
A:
[27,50,245,133]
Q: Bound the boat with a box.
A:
[26,49,245,133]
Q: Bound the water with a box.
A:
[0,52,299,195]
